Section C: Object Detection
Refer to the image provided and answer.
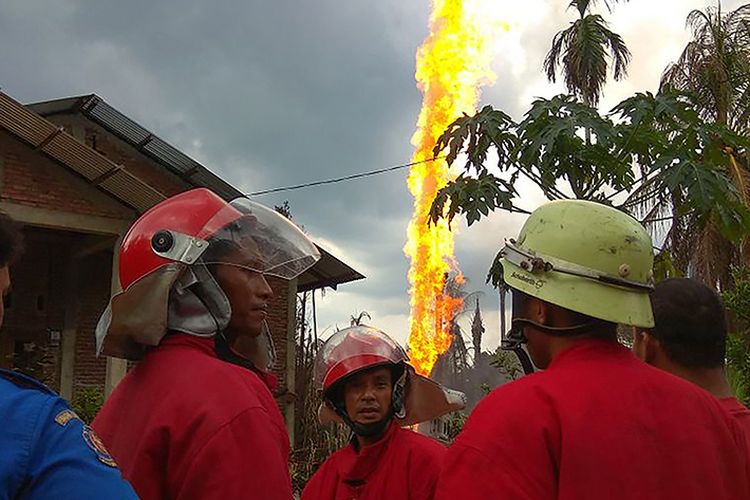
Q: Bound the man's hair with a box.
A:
[648,278,726,369]
[0,212,23,267]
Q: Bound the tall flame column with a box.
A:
[405,0,499,376]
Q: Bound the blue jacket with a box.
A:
[0,369,138,499]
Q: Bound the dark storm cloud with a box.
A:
[0,0,434,321]
[0,0,711,335]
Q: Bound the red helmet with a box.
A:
[97,188,320,359]
[314,325,467,428]
[314,325,409,394]
[119,188,242,290]
[118,188,320,290]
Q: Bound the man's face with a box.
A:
[343,366,393,425]
[209,237,274,340]
[213,262,273,340]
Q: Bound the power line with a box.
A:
[246,156,447,196]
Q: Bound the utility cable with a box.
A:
[247,156,447,196]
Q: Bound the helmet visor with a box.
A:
[198,197,321,279]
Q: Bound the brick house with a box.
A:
[0,91,363,437]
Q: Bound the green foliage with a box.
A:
[291,292,349,494]
[444,411,469,442]
[723,266,750,407]
[430,89,750,246]
[545,14,631,106]
[71,386,105,424]
[489,348,524,381]
[652,250,684,282]
[724,266,750,323]
[429,173,519,226]
[726,333,750,407]
[661,4,750,132]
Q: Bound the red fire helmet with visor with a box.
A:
[314,325,466,435]
[96,188,320,366]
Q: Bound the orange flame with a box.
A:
[405,0,500,376]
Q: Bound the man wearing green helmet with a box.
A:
[436,200,750,499]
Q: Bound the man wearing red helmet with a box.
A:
[301,325,465,500]
[91,188,321,500]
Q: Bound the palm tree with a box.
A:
[544,0,631,106]
[632,2,750,288]
[661,3,750,131]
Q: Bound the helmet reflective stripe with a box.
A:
[503,240,654,292]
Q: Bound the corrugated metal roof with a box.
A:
[29,95,240,201]
[0,92,164,212]
[25,94,364,291]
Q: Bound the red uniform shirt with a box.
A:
[436,339,750,500]
[720,396,750,451]
[92,334,293,500]
[302,422,445,500]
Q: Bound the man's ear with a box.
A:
[530,296,548,325]
[631,327,647,361]
[633,328,661,365]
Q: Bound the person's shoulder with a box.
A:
[398,426,446,454]
[0,368,56,395]
[301,448,344,500]
[143,343,270,403]
[478,371,552,409]
[396,427,447,469]
[0,369,59,412]
[305,445,348,483]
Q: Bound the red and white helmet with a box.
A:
[314,325,466,427]
[119,188,318,288]
[314,325,408,394]
[96,188,320,359]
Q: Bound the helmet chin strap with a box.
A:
[335,406,393,440]
[214,331,255,371]
[502,318,604,375]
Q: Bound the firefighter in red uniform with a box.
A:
[302,325,465,500]
[91,188,321,500]
[436,200,750,500]
[633,277,750,447]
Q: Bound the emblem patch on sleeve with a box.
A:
[82,425,118,468]
[54,409,80,426]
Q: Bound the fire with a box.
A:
[405,0,503,376]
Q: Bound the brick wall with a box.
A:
[0,111,300,414]
[0,228,70,386]
[0,130,133,219]
[267,277,291,394]
[72,250,112,397]
[0,228,112,400]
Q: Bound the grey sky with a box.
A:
[0,0,741,349]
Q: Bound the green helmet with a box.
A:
[500,200,655,328]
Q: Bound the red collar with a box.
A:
[340,421,400,483]
[158,333,278,391]
[548,338,630,370]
